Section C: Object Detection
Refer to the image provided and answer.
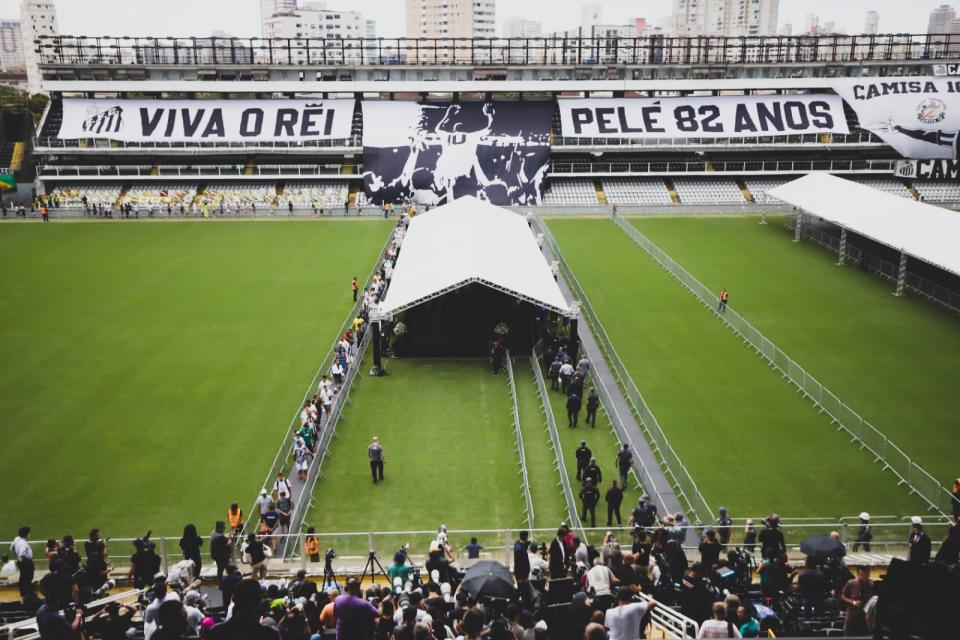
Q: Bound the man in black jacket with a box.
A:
[605,480,624,527]
[583,458,602,487]
[758,514,786,560]
[548,529,567,579]
[513,531,530,584]
[575,440,591,481]
[579,479,600,528]
[566,391,582,427]
[908,517,931,563]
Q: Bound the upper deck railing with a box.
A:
[35,33,960,68]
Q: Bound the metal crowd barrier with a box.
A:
[612,214,953,516]
[504,350,536,529]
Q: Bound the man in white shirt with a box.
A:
[697,602,742,638]
[257,489,273,519]
[559,360,575,393]
[605,587,655,640]
[526,543,549,580]
[586,558,618,608]
[10,526,33,598]
[273,473,293,500]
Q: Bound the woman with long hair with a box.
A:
[179,524,203,579]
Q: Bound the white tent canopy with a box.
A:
[767,173,960,277]
[377,196,573,317]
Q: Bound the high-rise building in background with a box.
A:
[864,11,879,35]
[928,4,958,34]
[503,17,542,38]
[405,0,496,39]
[0,19,24,70]
[263,2,369,40]
[672,0,778,37]
[261,0,298,34]
[20,0,57,94]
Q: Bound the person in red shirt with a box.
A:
[841,566,874,636]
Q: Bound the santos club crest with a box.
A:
[916,98,947,125]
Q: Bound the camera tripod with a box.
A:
[360,550,389,585]
[323,557,341,591]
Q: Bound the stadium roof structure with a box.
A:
[377,197,573,317]
[767,173,960,277]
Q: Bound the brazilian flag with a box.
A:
[0,171,15,192]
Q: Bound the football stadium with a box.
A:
[1,6,960,639]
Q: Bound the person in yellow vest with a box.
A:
[304,526,320,563]
[718,288,729,313]
[227,501,243,538]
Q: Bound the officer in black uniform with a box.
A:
[579,478,600,528]
[583,457,602,487]
[575,440,592,481]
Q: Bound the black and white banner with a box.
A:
[894,159,960,180]
[59,99,354,143]
[558,95,848,139]
[361,101,551,206]
[834,77,960,160]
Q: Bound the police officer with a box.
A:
[575,440,592,481]
[583,457,602,487]
[579,478,600,528]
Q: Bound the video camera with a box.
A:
[325,548,336,562]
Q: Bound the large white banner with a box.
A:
[558,95,849,139]
[833,77,960,160]
[58,99,355,143]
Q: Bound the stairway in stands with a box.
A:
[593,179,607,205]
[736,177,755,203]
[663,178,681,204]
[903,180,921,201]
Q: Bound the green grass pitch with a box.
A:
[630,215,960,488]
[302,357,529,557]
[0,219,393,539]
[548,218,928,519]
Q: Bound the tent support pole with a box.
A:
[894,250,907,297]
[792,211,802,243]
[837,227,847,266]
[760,193,767,225]
[568,317,580,364]
[372,320,383,374]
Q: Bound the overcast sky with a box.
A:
[0,0,951,37]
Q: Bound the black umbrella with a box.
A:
[461,560,516,600]
[800,535,845,559]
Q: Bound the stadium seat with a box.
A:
[672,178,747,204]
[743,177,798,202]
[47,185,122,208]
[911,181,960,203]
[278,181,349,209]
[601,178,673,205]
[196,182,278,210]
[122,183,198,208]
[541,179,599,206]
[852,177,914,199]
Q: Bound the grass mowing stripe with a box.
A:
[514,359,568,528]
[630,215,960,488]
[549,219,925,519]
[0,220,393,538]
[303,357,526,558]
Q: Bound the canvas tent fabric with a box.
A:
[767,173,960,277]
[377,197,572,316]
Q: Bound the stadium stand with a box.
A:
[541,179,599,206]
[602,178,673,205]
[853,177,914,199]
[47,185,122,208]
[743,176,798,201]
[912,181,960,203]
[195,182,277,210]
[672,177,747,204]
[278,181,349,209]
[122,184,198,208]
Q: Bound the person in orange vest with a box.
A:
[227,501,243,538]
[304,526,320,563]
[718,288,729,313]
[40,204,49,223]
[352,276,359,302]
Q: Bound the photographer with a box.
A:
[57,536,81,577]
[37,574,82,640]
[758,515,785,560]
[210,521,233,582]
[89,601,135,640]
[130,533,162,590]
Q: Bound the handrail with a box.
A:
[36,33,960,67]
[531,343,584,537]
[612,214,953,516]
[532,212,715,524]
[244,223,395,536]
[505,350,535,529]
